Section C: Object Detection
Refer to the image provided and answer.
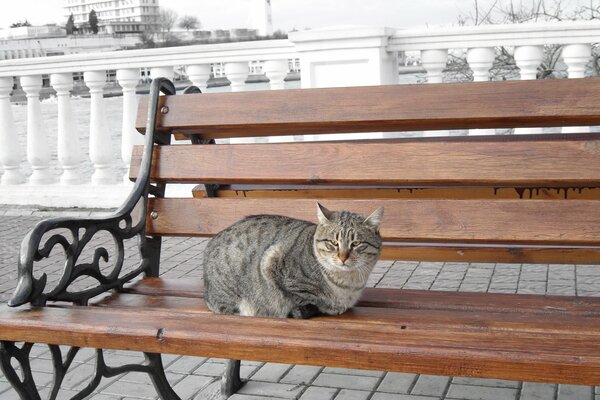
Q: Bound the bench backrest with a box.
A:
[133,78,600,265]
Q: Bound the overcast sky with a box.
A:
[0,0,590,31]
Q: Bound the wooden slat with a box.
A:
[146,197,600,245]
[135,78,600,138]
[130,135,600,187]
[123,278,600,316]
[3,303,600,385]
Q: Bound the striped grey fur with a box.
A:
[203,203,383,318]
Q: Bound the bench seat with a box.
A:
[2,277,600,385]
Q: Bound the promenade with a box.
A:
[0,206,598,400]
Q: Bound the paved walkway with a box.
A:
[0,206,599,400]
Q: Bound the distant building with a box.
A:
[0,25,141,60]
[62,0,160,34]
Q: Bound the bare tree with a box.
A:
[159,8,178,33]
[179,15,200,31]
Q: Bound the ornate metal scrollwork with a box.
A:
[0,342,181,400]
[9,78,176,307]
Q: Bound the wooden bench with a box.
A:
[2,77,600,399]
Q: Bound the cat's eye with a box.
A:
[351,241,361,248]
[327,240,339,247]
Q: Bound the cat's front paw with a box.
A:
[321,305,349,316]
[289,304,320,319]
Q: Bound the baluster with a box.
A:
[84,70,114,185]
[562,44,592,134]
[116,68,141,184]
[420,49,448,136]
[420,49,448,84]
[21,75,54,184]
[225,62,249,92]
[225,62,252,143]
[514,45,544,134]
[467,47,496,136]
[0,76,25,184]
[187,64,211,92]
[50,73,83,185]
[264,59,293,142]
[150,66,174,82]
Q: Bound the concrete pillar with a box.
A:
[289,26,398,89]
[116,68,141,184]
[84,70,114,185]
[561,44,592,134]
[0,76,24,185]
[50,73,83,185]
[21,75,54,184]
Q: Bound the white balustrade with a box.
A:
[116,68,142,184]
[21,75,54,185]
[0,76,24,185]
[187,64,211,92]
[84,70,115,185]
[0,22,599,208]
[51,73,83,185]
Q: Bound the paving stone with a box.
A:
[251,363,293,382]
[312,373,379,391]
[166,356,207,374]
[299,386,338,400]
[171,374,215,399]
[334,389,371,400]
[376,372,416,393]
[371,394,438,400]
[322,367,384,377]
[410,375,449,397]
[237,380,304,399]
[558,384,594,400]
[521,382,556,400]
[446,384,518,400]
[281,365,323,385]
[103,379,160,398]
[452,377,519,388]
[89,395,123,400]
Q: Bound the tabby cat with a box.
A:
[203,203,383,319]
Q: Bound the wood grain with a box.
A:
[146,197,600,246]
[3,302,600,385]
[135,78,600,138]
[129,136,600,187]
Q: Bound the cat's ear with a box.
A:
[316,202,333,224]
[364,207,384,230]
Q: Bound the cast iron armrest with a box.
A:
[9,78,177,307]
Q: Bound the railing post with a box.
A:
[467,47,496,136]
[225,62,249,92]
[264,59,293,142]
[21,75,54,185]
[0,76,25,185]
[50,73,83,185]
[150,66,174,82]
[562,44,592,133]
[514,45,544,134]
[116,68,141,184]
[264,60,288,90]
[187,64,211,92]
[421,49,448,84]
[84,70,115,185]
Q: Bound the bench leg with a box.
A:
[221,359,244,398]
[145,352,182,400]
[0,341,41,400]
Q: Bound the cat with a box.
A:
[203,203,383,319]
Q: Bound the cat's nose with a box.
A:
[338,252,349,263]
